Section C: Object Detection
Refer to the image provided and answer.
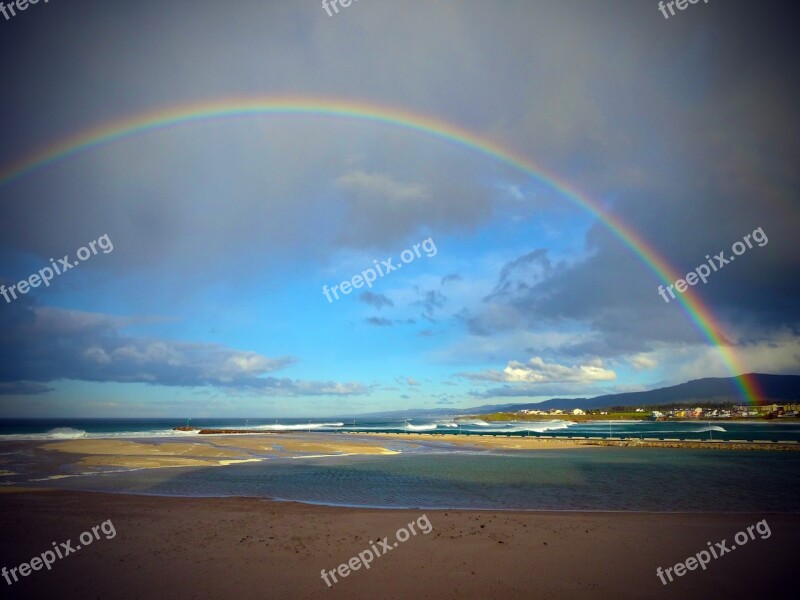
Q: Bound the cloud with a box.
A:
[670,330,800,383]
[484,249,553,302]
[0,0,796,414]
[406,377,419,386]
[0,305,365,396]
[359,291,394,309]
[630,354,658,371]
[365,317,393,327]
[468,382,594,399]
[336,170,430,202]
[441,274,462,285]
[461,356,616,385]
[414,288,446,317]
[0,382,54,395]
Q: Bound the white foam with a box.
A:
[405,424,437,431]
[252,422,344,431]
[45,427,87,439]
[464,420,573,434]
[692,425,727,433]
[0,428,200,441]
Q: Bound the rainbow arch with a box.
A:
[0,96,761,404]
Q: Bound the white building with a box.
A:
[571,408,586,416]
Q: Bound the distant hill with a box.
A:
[356,374,800,418]
[521,374,800,412]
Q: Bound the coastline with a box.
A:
[0,490,796,599]
[29,431,800,476]
[347,432,800,452]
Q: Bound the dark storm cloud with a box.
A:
[455,2,799,355]
[468,213,797,359]
[0,0,797,395]
[0,382,54,396]
[2,0,796,295]
[0,302,365,396]
[467,240,704,355]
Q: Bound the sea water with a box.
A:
[2,417,800,443]
[27,448,800,512]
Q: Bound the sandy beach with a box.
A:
[0,490,796,599]
[1,434,798,598]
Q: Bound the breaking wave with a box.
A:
[45,427,88,439]
[405,424,437,431]
[253,422,344,431]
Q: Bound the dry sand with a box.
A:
[204,435,400,456]
[0,491,795,600]
[35,434,399,470]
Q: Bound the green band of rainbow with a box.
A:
[0,96,761,404]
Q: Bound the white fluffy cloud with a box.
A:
[630,354,658,371]
[0,306,366,396]
[461,356,616,385]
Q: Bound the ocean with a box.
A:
[2,417,800,442]
[22,448,800,512]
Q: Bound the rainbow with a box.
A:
[0,96,761,404]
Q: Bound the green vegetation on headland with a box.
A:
[458,403,800,423]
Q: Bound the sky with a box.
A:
[0,0,798,418]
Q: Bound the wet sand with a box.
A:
[0,491,795,599]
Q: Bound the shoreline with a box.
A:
[348,431,800,451]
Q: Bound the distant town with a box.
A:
[462,403,800,422]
